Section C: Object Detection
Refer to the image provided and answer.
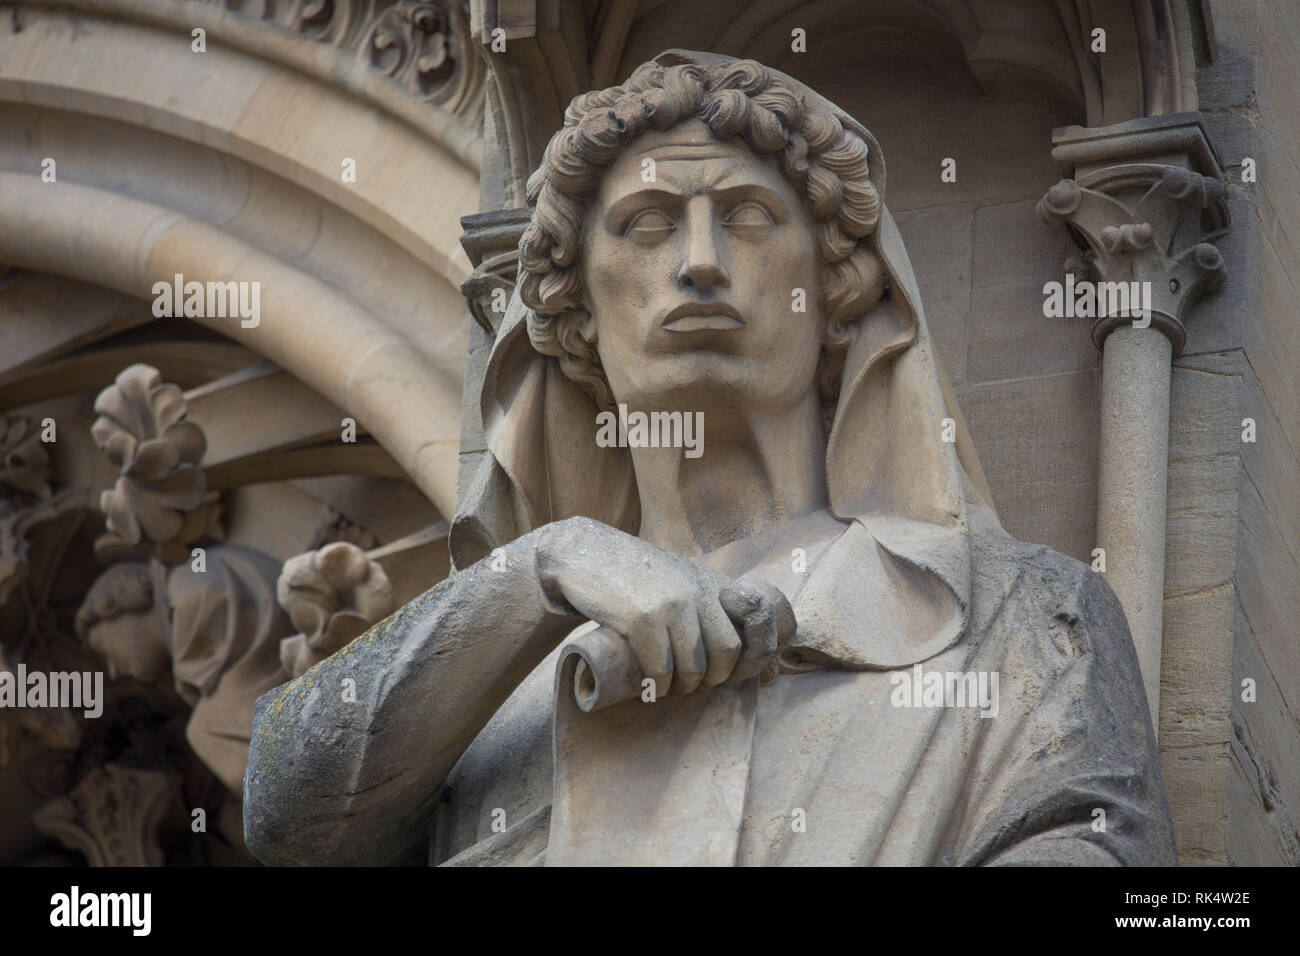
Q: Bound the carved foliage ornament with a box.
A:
[276,541,394,677]
[205,0,483,113]
[91,365,219,565]
[0,646,82,768]
[0,415,72,608]
[33,763,181,867]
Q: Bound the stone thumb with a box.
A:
[719,578,796,681]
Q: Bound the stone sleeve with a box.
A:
[242,531,581,865]
[951,557,1178,866]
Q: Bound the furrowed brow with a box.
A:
[707,182,793,221]
[604,188,686,232]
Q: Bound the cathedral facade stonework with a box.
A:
[0,0,1295,868]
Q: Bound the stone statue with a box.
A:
[243,50,1176,866]
[77,548,290,796]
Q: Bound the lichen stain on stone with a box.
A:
[251,578,459,764]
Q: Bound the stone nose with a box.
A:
[676,201,730,294]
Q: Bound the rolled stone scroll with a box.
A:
[556,577,797,712]
[557,625,643,713]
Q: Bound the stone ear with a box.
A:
[577,310,597,344]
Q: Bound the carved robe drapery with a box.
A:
[161,545,290,795]
[245,51,1176,866]
[435,52,1174,864]
[433,498,1175,865]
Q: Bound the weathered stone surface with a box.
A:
[244,51,1175,867]
[1,0,1294,870]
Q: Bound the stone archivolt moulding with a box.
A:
[215,0,486,117]
[0,1,481,517]
[19,0,485,167]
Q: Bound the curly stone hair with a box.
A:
[75,561,154,641]
[518,57,885,424]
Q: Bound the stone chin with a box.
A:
[601,348,820,417]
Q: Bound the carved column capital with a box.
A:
[459,206,532,333]
[1037,112,1230,355]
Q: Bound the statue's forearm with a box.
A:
[242,528,581,865]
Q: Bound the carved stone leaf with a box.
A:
[125,429,204,481]
[361,1,474,104]
[91,365,213,562]
[164,420,206,464]
[90,425,137,471]
[0,488,93,609]
[99,485,142,545]
[128,436,183,480]
[93,369,205,467]
[92,369,160,453]
[276,541,395,676]
[33,764,181,867]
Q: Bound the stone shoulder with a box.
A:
[965,517,1134,655]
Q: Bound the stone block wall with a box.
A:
[1193,0,1300,867]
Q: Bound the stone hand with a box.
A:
[536,516,795,697]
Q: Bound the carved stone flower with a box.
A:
[91,365,209,557]
[277,541,394,677]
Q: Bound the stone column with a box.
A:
[1038,113,1229,726]
[1095,326,1173,719]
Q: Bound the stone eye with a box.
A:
[723,202,773,227]
[625,209,675,236]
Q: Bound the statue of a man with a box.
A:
[243,51,1176,866]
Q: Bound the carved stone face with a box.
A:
[87,611,169,683]
[580,118,824,414]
